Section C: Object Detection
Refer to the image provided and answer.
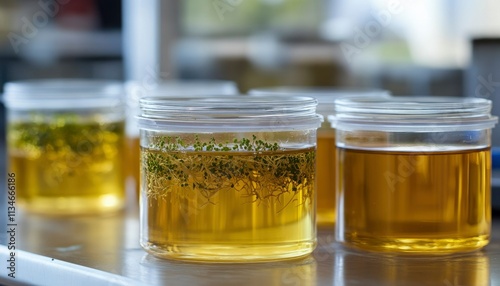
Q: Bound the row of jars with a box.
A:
[3,79,497,262]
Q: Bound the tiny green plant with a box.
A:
[9,113,124,177]
[142,135,315,210]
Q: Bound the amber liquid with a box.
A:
[126,136,140,197]
[316,130,336,226]
[141,147,316,262]
[337,147,491,253]
[8,120,125,215]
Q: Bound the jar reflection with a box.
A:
[336,250,490,286]
[138,255,317,286]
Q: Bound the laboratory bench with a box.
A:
[1,203,500,286]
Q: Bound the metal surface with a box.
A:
[1,207,499,286]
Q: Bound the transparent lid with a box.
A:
[248,87,390,115]
[138,96,322,132]
[330,96,498,132]
[3,79,123,109]
[126,80,239,105]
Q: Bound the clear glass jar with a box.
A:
[125,80,238,197]
[249,87,389,227]
[330,96,498,253]
[138,96,321,262]
[4,79,126,215]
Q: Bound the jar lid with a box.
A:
[138,96,322,132]
[3,79,123,109]
[330,96,498,132]
[249,87,389,116]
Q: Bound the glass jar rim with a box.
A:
[329,96,498,132]
[248,87,390,115]
[3,79,123,109]
[138,96,322,132]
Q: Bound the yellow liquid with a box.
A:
[337,147,490,253]
[126,136,140,197]
[316,130,336,226]
[8,120,125,215]
[141,147,316,262]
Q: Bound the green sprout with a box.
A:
[142,135,315,211]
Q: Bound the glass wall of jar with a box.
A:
[249,87,389,227]
[330,96,497,253]
[138,96,321,262]
[4,80,126,215]
[125,80,238,197]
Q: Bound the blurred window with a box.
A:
[182,0,324,37]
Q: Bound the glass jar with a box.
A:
[330,96,498,253]
[4,79,126,215]
[138,96,321,262]
[249,87,389,227]
[126,80,238,197]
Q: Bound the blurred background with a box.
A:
[1,0,500,144]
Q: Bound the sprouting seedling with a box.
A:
[142,135,315,211]
[9,113,124,179]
